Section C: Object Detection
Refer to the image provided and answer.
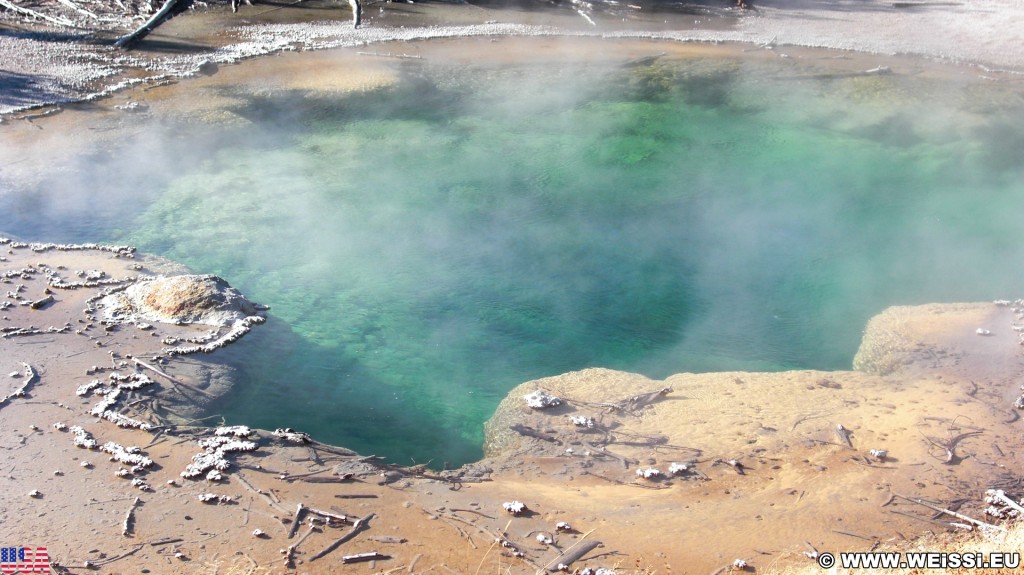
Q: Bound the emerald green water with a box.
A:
[4,51,1024,465]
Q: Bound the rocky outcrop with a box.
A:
[99,274,262,327]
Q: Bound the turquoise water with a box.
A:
[4,52,1024,465]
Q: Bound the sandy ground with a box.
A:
[4,238,1024,574]
[2,0,1024,116]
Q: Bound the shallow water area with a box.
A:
[3,35,1024,466]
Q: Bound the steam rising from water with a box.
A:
[2,51,1023,465]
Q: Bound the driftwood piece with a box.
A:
[122,496,141,537]
[287,503,306,538]
[348,0,360,27]
[923,430,983,464]
[114,0,194,48]
[53,0,100,20]
[598,387,673,413]
[235,472,287,513]
[510,424,561,445]
[134,358,215,399]
[309,513,374,562]
[308,507,350,524]
[283,524,319,568]
[279,468,330,482]
[343,551,387,564]
[834,424,853,448]
[893,493,1005,531]
[0,0,76,26]
[989,490,1024,516]
[582,442,638,469]
[544,533,601,572]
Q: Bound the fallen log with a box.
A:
[343,551,388,564]
[114,0,194,49]
[309,513,374,562]
[544,535,601,572]
[287,503,306,539]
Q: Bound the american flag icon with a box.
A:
[0,547,50,574]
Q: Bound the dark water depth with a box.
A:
[3,51,1024,466]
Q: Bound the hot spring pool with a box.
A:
[3,39,1023,465]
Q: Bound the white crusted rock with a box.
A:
[524,390,561,409]
[635,468,662,479]
[668,462,689,475]
[215,425,254,438]
[99,442,153,468]
[502,501,527,516]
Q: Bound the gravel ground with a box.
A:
[1,0,1023,116]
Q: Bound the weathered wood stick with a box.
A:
[990,490,1024,516]
[0,0,76,27]
[122,496,141,537]
[834,424,854,448]
[887,508,951,527]
[893,493,1005,531]
[343,552,387,564]
[308,507,350,523]
[134,358,215,399]
[450,508,496,519]
[368,535,406,544]
[310,440,358,457]
[582,442,638,469]
[593,387,672,413]
[91,543,144,566]
[408,553,422,573]
[510,424,561,444]
[114,0,191,48]
[53,0,100,20]
[297,524,318,546]
[923,431,983,464]
[544,537,601,572]
[832,529,874,541]
[287,503,306,539]
[280,468,330,482]
[309,513,374,562]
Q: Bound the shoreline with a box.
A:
[4,238,1024,573]
[2,0,1024,117]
